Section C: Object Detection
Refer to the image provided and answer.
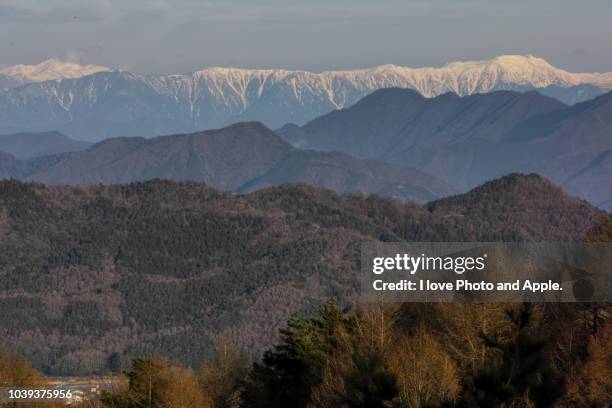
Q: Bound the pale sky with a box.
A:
[1,0,612,74]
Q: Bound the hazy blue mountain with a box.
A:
[237,150,456,202]
[279,88,612,207]
[499,91,612,207]
[0,55,610,141]
[0,151,20,178]
[537,84,607,105]
[0,131,91,159]
[26,122,295,190]
[561,150,612,208]
[0,122,455,203]
[0,74,22,90]
[278,89,566,182]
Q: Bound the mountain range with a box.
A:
[0,131,90,159]
[0,174,602,374]
[0,87,610,207]
[1,55,611,141]
[280,88,612,208]
[0,122,455,203]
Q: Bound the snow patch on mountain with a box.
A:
[139,54,612,114]
[0,58,110,84]
[0,55,611,140]
[134,54,612,112]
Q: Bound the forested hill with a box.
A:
[0,174,603,375]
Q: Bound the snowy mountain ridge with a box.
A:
[0,58,111,84]
[0,55,611,140]
[156,54,612,97]
[129,54,612,114]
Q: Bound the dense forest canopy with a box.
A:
[0,174,605,377]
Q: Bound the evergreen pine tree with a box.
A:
[471,304,565,407]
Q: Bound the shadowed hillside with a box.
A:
[0,131,90,159]
[0,122,456,203]
[0,174,602,375]
[280,89,612,207]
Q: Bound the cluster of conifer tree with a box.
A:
[98,209,609,407]
[0,179,610,407]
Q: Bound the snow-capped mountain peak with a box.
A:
[0,58,111,83]
[450,54,553,69]
[0,55,611,141]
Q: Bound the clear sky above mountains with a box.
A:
[1,0,612,74]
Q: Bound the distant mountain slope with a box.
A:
[0,74,22,90]
[537,84,607,106]
[0,122,455,203]
[279,89,566,185]
[280,88,612,207]
[0,150,54,179]
[0,131,91,159]
[0,151,21,178]
[280,88,565,156]
[0,55,610,140]
[0,174,602,374]
[29,122,293,190]
[500,91,612,207]
[561,150,612,209]
[237,150,456,202]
